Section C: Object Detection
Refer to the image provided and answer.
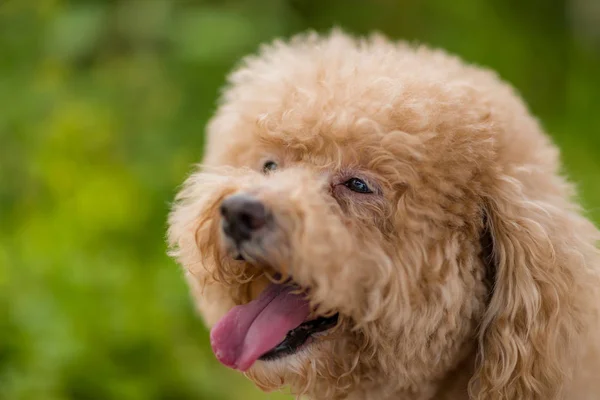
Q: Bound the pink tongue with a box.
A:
[210,283,310,371]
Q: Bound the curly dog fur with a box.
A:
[168,30,600,399]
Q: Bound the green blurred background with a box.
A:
[1,0,599,399]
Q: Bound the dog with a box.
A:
[167,30,600,399]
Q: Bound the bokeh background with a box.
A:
[1,0,599,399]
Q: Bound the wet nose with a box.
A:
[220,194,268,243]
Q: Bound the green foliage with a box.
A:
[1,0,598,399]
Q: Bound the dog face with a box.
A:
[168,32,597,400]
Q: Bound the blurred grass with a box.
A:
[0,0,598,399]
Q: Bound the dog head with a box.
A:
[168,31,598,399]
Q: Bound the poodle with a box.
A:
[167,30,600,400]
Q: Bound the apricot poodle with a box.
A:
[168,30,600,399]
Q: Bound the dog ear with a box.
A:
[471,175,597,399]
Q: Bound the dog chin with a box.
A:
[244,339,335,394]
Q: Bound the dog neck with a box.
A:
[341,354,476,400]
[433,351,477,400]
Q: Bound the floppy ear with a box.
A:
[471,174,598,400]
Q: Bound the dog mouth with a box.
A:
[209,254,339,371]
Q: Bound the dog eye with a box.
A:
[343,178,373,194]
[262,161,278,174]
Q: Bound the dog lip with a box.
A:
[258,313,340,362]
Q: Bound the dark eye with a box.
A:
[262,161,278,174]
[343,178,373,194]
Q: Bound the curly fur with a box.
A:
[167,30,600,399]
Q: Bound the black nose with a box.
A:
[220,194,268,243]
